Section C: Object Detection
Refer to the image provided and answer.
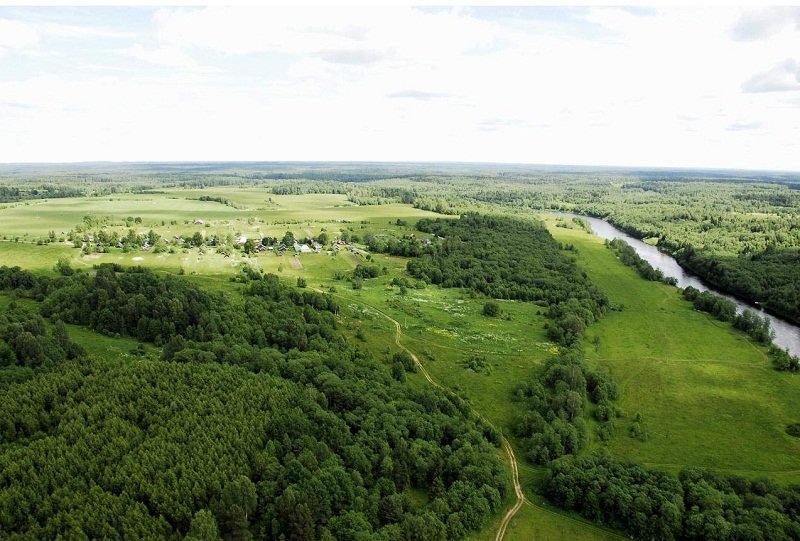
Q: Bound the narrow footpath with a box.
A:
[357,299,525,541]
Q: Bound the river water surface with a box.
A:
[550,213,800,357]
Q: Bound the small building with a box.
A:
[236,235,247,245]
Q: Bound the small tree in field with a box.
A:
[482,301,500,317]
[54,257,74,276]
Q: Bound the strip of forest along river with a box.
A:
[550,212,800,357]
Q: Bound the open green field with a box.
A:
[0,190,437,240]
[0,191,443,277]
[543,214,800,481]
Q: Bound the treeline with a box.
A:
[547,454,800,541]
[0,184,84,202]
[270,181,350,196]
[0,303,84,387]
[197,195,230,205]
[0,265,508,540]
[606,238,677,285]
[404,214,608,346]
[678,246,800,325]
[365,233,430,258]
[681,286,799,371]
[268,182,415,206]
[511,348,618,463]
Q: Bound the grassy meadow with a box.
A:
[544,215,800,481]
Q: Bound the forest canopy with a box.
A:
[0,265,508,540]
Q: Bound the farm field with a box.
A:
[0,191,441,276]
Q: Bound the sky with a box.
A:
[0,6,799,170]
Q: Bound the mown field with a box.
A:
[3,191,800,539]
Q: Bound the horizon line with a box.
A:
[0,159,798,176]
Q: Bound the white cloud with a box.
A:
[0,19,40,50]
[387,90,452,100]
[315,48,385,65]
[742,59,800,93]
[0,7,798,170]
[36,21,135,40]
[121,44,218,72]
[154,7,499,63]
[727,121,766,131]
[732,7,800,41]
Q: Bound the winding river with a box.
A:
[551,212,800,357]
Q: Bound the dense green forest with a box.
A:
[547,454,800,541]
[511,349,618,463]
[677,246,800,325]
[0,265,507,540]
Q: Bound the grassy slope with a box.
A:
[544,215,800,481]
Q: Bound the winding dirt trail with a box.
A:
[495,438,525,541]
[347,298,525,541]
[312,287,524,539]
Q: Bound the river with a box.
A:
[550,212,800,357]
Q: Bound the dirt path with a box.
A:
[310,287,525,539]
[346,298,525,541]
[495,438,525,541]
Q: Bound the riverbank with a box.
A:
[544,216,800,483]
[572,211,800,327]
[548,212,800,357]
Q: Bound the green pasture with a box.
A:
[0,191,440,247]
[0,241,73,271]
[544,215,800,481]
